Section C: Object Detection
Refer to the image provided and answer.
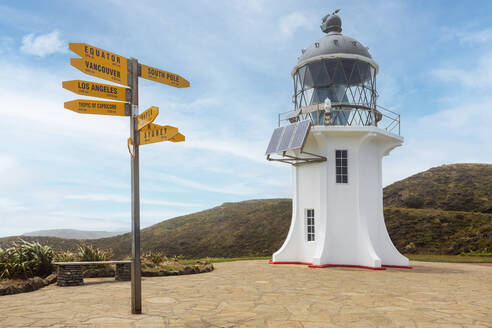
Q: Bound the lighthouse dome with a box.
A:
[296,14,374,69]
[291,11,380,127]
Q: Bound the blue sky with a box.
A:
[1,0,491,237]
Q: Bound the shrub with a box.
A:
[0,240,55,279]
[403,195,424,209]
[77,245,113,272]
[77,245,113,262]
[54,250,77,262]
[172,255,183,263]
[143,251,167,264]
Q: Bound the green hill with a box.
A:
[1,164,491,258]
[383,163,492,213]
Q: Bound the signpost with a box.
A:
[69,43,128,71]
[137,106,159,130]
[71,58,129,86]
[63,42,189,314]
[140,64,190,88]
[64,99,130,116]
[169,132,186,143]
[62,80,130,102]
[139,123,179,145]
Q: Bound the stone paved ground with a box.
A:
[0,260,490,327]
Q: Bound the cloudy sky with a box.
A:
[0,0,491,237]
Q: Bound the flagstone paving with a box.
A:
[0,260,490,327]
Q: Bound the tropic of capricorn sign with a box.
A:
[63,42,189,314]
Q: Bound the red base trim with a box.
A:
[268,260,312,265]
[269,260,386,270]
[382,264,413,269]
[309,264,386,270]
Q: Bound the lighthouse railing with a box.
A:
[278,103,400,135]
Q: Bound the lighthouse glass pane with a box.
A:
[358,62,371,83]
[336,150,348,184]
[325,60,338,82]
[294,58,377,127]
[298,66,307,89]
[309,61,330,86]
[342,59,356,83]
[304,66,314,89]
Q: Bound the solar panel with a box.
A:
[265,120,312,155]
[289,120,311,150]
[265,126,284,155]
[277,123,296,152]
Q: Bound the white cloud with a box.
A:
[0,36,15,55]
[20,30,66,57]
[418,98,492,139]
[382,95,492,187]
[279,12,313,38]
[227,0,265,14]
[0,198,25,212]
[432,52,492,88]
[460,28,492,44]
[0,154,31,190]
[154,173,258,196]
[64,193,200,207]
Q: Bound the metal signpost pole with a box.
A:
[129,57,142,314]
[65,42,188,315]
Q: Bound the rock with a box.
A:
[0,277,48,296]
[45,273,57,285]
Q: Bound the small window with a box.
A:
[336,150,348,183]
[306,209,315,242]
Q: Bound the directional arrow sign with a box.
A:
[71,58,129,86]
[139,123,179,145]
[137,106,159,130]
[169,132,185,143]
[62,80,129,102]
[64,99,130,116]
[140,64,189,88]
[69,43,127,71]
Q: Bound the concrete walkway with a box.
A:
[0,260,490,327]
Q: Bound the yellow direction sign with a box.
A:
[140,64,189,88]
[62,80,129,102]
[139,123,179,145]
[64,99,130,116]
[71,58,129,86]
[69,43,127,71]
[137,106,159,130]
[169,132,185,143]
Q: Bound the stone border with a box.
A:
[142,263,214,277]
[0,273,57,296]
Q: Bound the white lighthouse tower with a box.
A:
[266,11,410,269]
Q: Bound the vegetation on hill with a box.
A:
[383,163,492,213]
[2,201,490,258]
[1,163,490,259]
[385,207,491,254]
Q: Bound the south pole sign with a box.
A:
[62,42,188,314]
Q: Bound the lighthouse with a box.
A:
[265,11,410,269]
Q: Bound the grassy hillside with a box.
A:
[383,163,492,213]
[2,201,490,258]
[2,163,491,259]
[384,207,491,254]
